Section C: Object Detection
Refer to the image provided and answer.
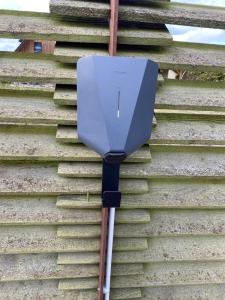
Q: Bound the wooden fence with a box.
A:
[0,0,225,299]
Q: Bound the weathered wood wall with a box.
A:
[0,0,225,299]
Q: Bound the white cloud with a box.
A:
[0,0,49,12]
[0,38,19,51]
[172,0,225,7]
[167,25,225,44]
[172,27,225,44]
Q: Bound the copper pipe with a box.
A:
[97,1,119,299]
[109,0,119,56]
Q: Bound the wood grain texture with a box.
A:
[56,209,225,238]
[0,281,141,300]
[0,225,147,254]
[0,253,143,282]
[54,42,225,72]
[53,80,225,110]
[59,261,225,289]
[50,0,225,29]
[0,126,151,162]
[58,235,225,264]
[0,10,172,46]
[58,146,225,179]
[57,176,225,209]
[0,163,149,195]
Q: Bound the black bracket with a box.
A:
[101,152,125,208]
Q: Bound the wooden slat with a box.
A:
[54,80,225,111]
[58,235,225,264]
[0,93,75,125]
[58,161,151,178]
[0,163,149,195]
[0,281,142,300]
[0,226,147,254]
[0,126,151,162]
[0,56,75,84]
[156,79,225,111]
[56,209,225,238]
[0,10,172,46]
[141,285,225,300]
[54,42,225,72]
[56,117,225,146]
[50,1,225,29]
[57,177,225,209]
[0,55,163,87]
[0,253,143,282]
[0,197,150,225]
[58,260,225,290]
[0,82,54,95]
[58,147,225,179]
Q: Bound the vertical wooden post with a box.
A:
[97,1,119,299]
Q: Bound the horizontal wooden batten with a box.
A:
[0,163,149,195]
[0,253,143,282]
[0,55,75,84]
[0,281,141,300]
[0,54,164,85]
[0,226,148,254]
[54,80,225,112]
[54,42,225,72]
[0,10,172,46]
[0,197,150,225]
[58,261,225,290]
[56,208,225,238]
[59,235,225,264]
[0,126,151,162]
[58,147,225,179]
[50,0,225,29]
[56,117,225,146]
[141,285,225,300]
[57,177,225,209]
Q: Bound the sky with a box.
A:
[0,0,225,51]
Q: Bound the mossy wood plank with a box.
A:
[151,119,225,146]
[58,161,152,179]
[0,197,150,225]
[114,261,225,289]
[0,226,147,254]
[0,126,150,162]
[0,253,143,281]
[0,253,97,281]
[141,285,225,300]
[54,42,225,72]
[57,178,225,209]
[0,82,54,95]
[54,80,225,111]
[0,94,154,129]
[0,281,141,300]
[0,95,76,125]
[59,261,225,290]
[0,197,102,225]
[57,117,225,146]
[56,126,154,145]
[50,0,225,29]
[0,10,172,46]
[58,147,225,179]
[58,236,225,264]
[0,163,148,195]
[57,209,225,238]
[0,56,76,84]
[157,79,225,111]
